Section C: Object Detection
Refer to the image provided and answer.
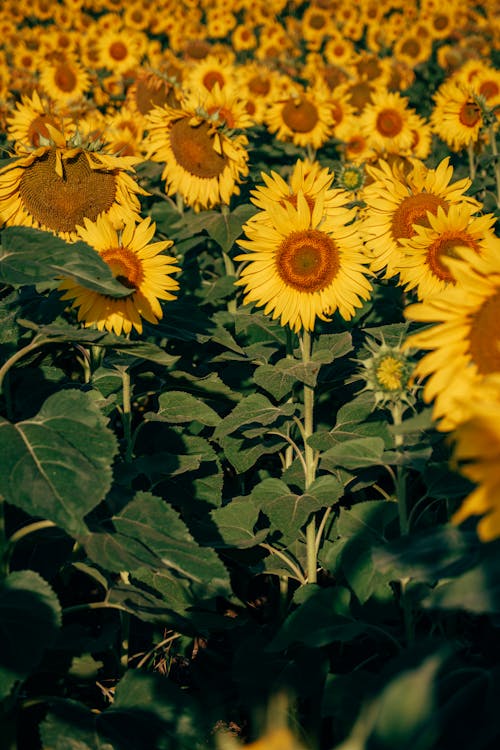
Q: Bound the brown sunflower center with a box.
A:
[101,246,143,290]
[248,75,271,96]
[356,56,382,80]
[309,13,327,29]
[459,100,482,128]
[109,41,128,61]
[376,108,404,137]
[433,14,450,31]
[347,81,375,112]
[134,78,170,115]
[276,229,340,292]
[203,71,225,91]
[19,148,117,234]
[169,118,228,179]
[184,39,211,60]
[468,291,500,374]
[207,106,235,129]
[391,193,448,241]
[282,98,319,133]
[479,80,499,100]
[400,38,421,58]
[27,114,57,148]
[54,63,77,93]
[426,232,479,282]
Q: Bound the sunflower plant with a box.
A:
[1,2,500,750]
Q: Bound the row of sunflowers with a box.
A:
[1,0,500,748]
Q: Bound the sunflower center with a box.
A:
[248,75,270,96]
[391,193,448,241]
[433,14,449,31]
[27,114,57,147]
[400,38,420,57]
[169,118,228,179]
[468,292,500,374]
[479,80,499,100]
[101,246,143,290]
[347,81,374,111]
[276,229,339,292]
[376,356,404,390]
[376,108,404,137]
[426,232,480,282]
[356,56,382,80]
[459,100,482,128]
[282,98,319,133]
[19,148,117,233]
[203,71,225,91]
[54,63,77,93]
[109,41,128,61]
[309,13,327,29]
[134,78,170,115]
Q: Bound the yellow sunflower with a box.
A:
[359,89,421,155]
[430,79,484,151]
[58,214,179,336]
[96,28,143,74]
[190,82,254,131]
[0,126,147,241]
[265,84,333,150]
[362,157,481,276]
[6,89,67,151]
[404,241,500,431]
[143,102,249,211]
[396,204,496,299]
[38,55,91,106]
[235,191,372,333]
[450,379,500,541]
[184,53,237,93]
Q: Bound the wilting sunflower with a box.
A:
[0,126,147,241]
[265,84,333,150]
[396,204,496,299]
[450,379,500,541]
[362,157,481,276]
[144,102,249,210]
[235,191,372,333]
[430,79,484,151]
[404,241,500,431]
[359,89,421,155]
[58,214,179,336]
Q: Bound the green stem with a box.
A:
[467,140,476,182]
[488,123,500,208]
[0,498,8,580]
[301,329,317,583]
[121,367,133,462]
[0,336,46,395]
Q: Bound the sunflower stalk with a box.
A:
[120,367,134,463]
[300,329,318,584]
[487,123,500,209]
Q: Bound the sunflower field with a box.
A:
[2,0,500,748]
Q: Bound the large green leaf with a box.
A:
[83,492,230,594]
[0,390,118,537]
[149,390,220,426]
[0,226,133,297]
[210,496,269,548]
[213,393,296,440]
[0,570,61,700]
[320,436,386,471]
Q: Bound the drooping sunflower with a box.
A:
[265,84,333,150]
[362,157,481,276]
[143,101,249,211]
[404,241,500,431]
[58,214,179,336]
[396,204,496,299]
[359,89,421,155]
[430,79,484,151]
[235,191,372,333]
[0,126,147,241]
[450,379,500,541]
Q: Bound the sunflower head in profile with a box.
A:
[235,191,372,333]
[404,239,500,431]
[58,214,180,336]
[0,125,148,241]
[143,101,249,211]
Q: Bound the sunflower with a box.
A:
[362,157,481,276]
[404,241,500,431]
[430,79,484,151]
[185,53,237,93]
[235,191,372,333]
[58,214,179,336]
[396,204,496,299]
[6,89,67,151]
[450,379,500,541]
[265,84,333,150]
[38,55,91,106]
[125,68,182,121]
[0,126,147,241]
[96,27,143,74]
[143,102,249,210]
[359,89,421,155]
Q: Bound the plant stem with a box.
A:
[120,367,133,462]
[467,141,476,182]
[301,329,318,583]
[487,123,500,208]
[0,336,46,395]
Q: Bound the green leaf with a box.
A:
[313,332,353,362]
[219,432,286,473]
[254,357,322,399]
[0,570,61,700]
[213,393,296,440]
[0,226,133,297]
[251,478,329,543]
[210,497,268,548]
[320,436,386,471]
[149,390,220,426]
[335,500,399,540]
[206,203,258,252]
[0,390,118,537]
[83,492,230,594]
